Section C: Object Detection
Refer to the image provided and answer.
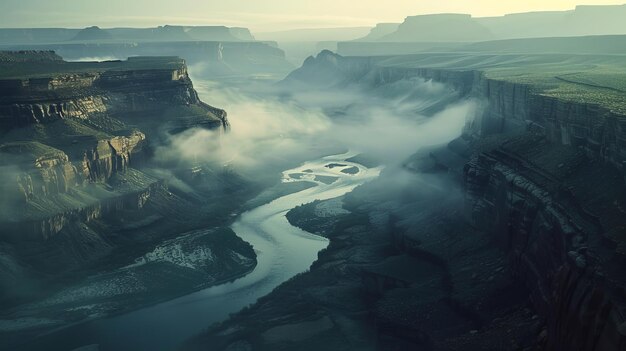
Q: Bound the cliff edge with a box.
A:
[0,52,257,334]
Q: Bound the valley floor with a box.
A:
[183,142,545,351]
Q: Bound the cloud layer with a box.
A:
[156,74,479,183]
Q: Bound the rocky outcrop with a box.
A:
[0,96,106,128]
[0,53,227,239]
[0,53,265,351]
[81,131,146,182]
[0,52,255,319]
[1,142,78,199]
[0,56,228,134]
[2,177,163,242]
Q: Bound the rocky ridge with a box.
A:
[0,51,255,322]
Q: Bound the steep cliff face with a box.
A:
[286,52,626,350]
[0,95,105,129]
[464,73,626,175]
[0,54,265,341]
[284,51,476,92]
[1,142,77,199]
[419,66,626,351]
[0,53,231,294]
[80,131,146,182]
[0,55,225,227]
[432,71,626,350]
[0,57,228,134]
[463,137,626,350]
[357,64,626,177]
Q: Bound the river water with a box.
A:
[26,152,379,351]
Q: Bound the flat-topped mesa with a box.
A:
[0,25,256,45]
[381,13,495,42]
[0,54,228,133]
[0,52,228,236]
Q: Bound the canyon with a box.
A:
[1,20,626,351]
[0,51,256,348]
[185,50,626,351]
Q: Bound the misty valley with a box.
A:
[1,3,626,351]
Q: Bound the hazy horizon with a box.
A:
[1,0,625,32]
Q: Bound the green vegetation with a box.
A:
[485,59,626,115]
[376,52,626,115]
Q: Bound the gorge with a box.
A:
[185,50,626,351]
[0,51,257,349]
[1,7,626,351]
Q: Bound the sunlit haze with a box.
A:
[1,0,625,31]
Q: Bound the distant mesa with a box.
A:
[185,26,255,41]
[0,25,256,45]
[228,27,256,41]
[71,26,113,41]
[478,4,626,39]
[352,4,626,43]
[382,14,494,42]
[355,23,401,42]
[151,25,194,41]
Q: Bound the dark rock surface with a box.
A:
[185,164,542,350]
[0,52,258,342]
[188,53,626,351]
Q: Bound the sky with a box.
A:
[1,0,625,32]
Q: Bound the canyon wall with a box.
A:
[0,53,231,303]
[286,52,626,350]
[393,65,626,351]
[419,66,626,351]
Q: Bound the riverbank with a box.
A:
[10,152,379,351]
[185,150,544,350]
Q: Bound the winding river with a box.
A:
[30,152,379,351]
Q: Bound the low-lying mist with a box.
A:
[68,56,123,62]
[156,70,480,185]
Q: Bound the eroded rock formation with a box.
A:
[0,52,241,308]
